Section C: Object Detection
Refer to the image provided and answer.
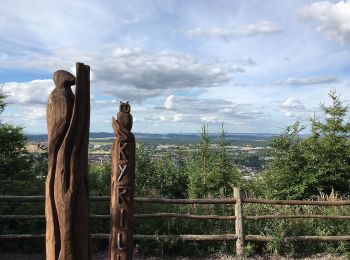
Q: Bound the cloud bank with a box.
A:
[298,1,350,45]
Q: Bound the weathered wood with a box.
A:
[245,235,350,242]
[244,198,350,206]
[245,235,273,241]
[4,196,350,205]
[90,214,110,219]
[3,234,350,242]
[0,234,46,239]
[245,215,350,220]
[134,234,238,241]
[4,213,350,221]
[134,197,236,204]
[0,215,45,219]
[285,236,350,241]
[234,187,244,256]
[46,63,91,260]
[109,102,135,260]
[0,214,109,219]
[0,234,238,241]
[134,213,236,220]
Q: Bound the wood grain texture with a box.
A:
[108,102,135,260]
[45,63,91,260]
[234,187,244,256]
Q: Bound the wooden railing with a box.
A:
[1,187,350,255]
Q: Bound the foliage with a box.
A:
[187,125,240,198]
[0,88,47,253]
[259,90,350,199]
[135,144,157,196]
[0,88,46,195]
[3,87,350,257]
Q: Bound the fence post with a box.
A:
[234,187,244,256]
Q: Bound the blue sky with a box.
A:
[0,0,349,134]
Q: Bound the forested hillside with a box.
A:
[1,90,350,257]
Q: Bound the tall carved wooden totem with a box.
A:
[46,62,91,260]
[109,101,135,260]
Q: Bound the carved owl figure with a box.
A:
[117,101,133,131]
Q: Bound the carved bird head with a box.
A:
[53,70,76,88]
[119,101,131,113]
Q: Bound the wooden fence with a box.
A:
[1,187,350,255]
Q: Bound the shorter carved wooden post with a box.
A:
[234,187,244,256]
[109,102,135,260]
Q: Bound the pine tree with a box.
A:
[260,90,350,199]
[307,90,350,194]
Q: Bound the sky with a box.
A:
[0,0,349,134]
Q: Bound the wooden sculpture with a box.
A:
[46,62,91,260]
[109,101,135,260]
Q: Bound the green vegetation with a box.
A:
[259,90,350,199]
[1,89,350,257]
[0,88,47,252]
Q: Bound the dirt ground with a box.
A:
[0,252,348,260]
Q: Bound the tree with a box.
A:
[135,144,157,196]
[307,90,350,194]
[0,88,44,195]
[0,87,47,253]
[258,121,312,199]
[187,125,212,198]
[187,125,240,198]
[260,90,350,199]
[209,125,240,197]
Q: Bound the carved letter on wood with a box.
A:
[108,101,135,260]
[45,62,91,260]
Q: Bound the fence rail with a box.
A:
[2,195,350,205]
[1,187,350,256]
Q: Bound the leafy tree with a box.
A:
[0,88,44,195]
[89,156,111,196]
[0,87,47,253]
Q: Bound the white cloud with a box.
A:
[148,95,264,127]
[1,1,349,134]
[298,1,350,45]
[164,95,174,109]
[185,20,281,41]
[281,97,305,109]
[276,76,338,85]
[3,79,54,105]
[280,97,306,118]
[1,46,238,102]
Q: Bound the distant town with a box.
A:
[26,132,275,178]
